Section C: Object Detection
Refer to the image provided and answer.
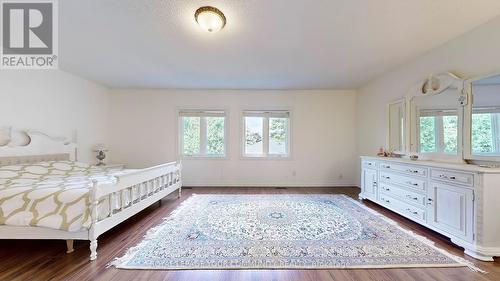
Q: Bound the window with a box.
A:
[179,110,226,157]
[242,111,290,157]
[472,108,500,156]
[418,109,458,154]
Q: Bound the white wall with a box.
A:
[109,89,358,187]
[0,70,110,162]
[356,16,500,184]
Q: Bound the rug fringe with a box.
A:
[107,195,199,268]
[343,195,486,273]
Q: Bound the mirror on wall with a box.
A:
[409,73,464,159]
[467,73,500,160]
[387,99,406,153]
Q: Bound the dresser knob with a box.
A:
[406,208,419,215]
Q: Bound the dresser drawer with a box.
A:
[362,160,377,169]
[379,183,426,207]
[378,193,426,223]
[430,169,474,187]
[380,172,426,192]
[380,162,428,177]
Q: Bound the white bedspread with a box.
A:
[0,161,136,231]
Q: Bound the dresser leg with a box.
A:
[464,249,494,261]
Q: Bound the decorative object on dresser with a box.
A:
[93,143,108,166]
[0,129,182,261]
[111,194,479,271]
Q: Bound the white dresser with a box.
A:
[360,156,500,261]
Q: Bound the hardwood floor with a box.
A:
[0,187,498,281]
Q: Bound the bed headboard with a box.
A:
[0,127,77,166]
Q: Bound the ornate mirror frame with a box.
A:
[407,73,466,162]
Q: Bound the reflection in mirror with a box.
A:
[388,100,405,153]
[471,74,500,156]
[414,87,459,155]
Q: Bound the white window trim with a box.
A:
[241,110,292,159]
[178,109,229,159]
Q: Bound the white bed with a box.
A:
[0,128,182,260]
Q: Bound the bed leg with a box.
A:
[66,240,74,254]
[90,239,98,261]
[178,187,182,198]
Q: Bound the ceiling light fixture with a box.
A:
[195,6,226,33]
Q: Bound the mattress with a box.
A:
[0,161,139,232]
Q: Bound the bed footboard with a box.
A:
[88,161,182,260]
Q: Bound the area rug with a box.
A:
[110,194,480,271]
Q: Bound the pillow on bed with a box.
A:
[0,126,11,146]
[0,160,108,186]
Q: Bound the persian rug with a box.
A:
[111,194,479,270]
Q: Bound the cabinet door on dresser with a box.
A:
[362,168,378,201]
[427,182,474,242]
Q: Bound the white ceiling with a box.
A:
[59,0,500,89]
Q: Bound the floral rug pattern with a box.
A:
[111,194,467,270]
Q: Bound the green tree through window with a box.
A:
[206,117,225,155]
[419,112,458,154]
[181,112,226,157]
[419,116,436,153]
[472,113,494,153]
[443,116,458,153]
[183,117,200,155]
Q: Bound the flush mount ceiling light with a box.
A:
[195,6,226,33]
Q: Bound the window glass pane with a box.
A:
[419,116,436,153]
[182,117,200,155]
[245,117,263,155]
[443,115,458,154]
[472,113,494,154]
[206,117,225,155]
[269,118,288,155]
